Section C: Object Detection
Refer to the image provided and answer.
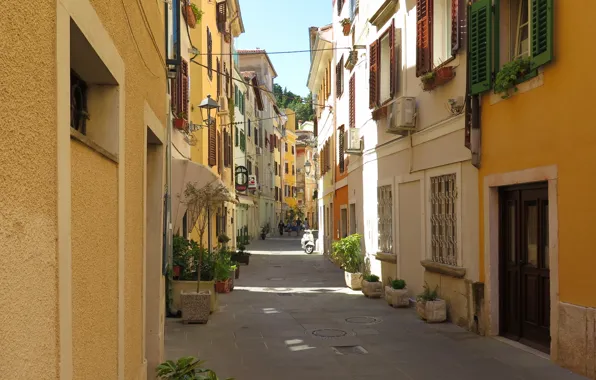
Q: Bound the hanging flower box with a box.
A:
[345,50,358,71]
[420,66,455,91]
[340,18,351,36]
[173,118,188,131]
[184,5,197,28]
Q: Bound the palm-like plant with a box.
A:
[156,356,233,380]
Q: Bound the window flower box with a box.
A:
[173,118,188,131]
[420,66,455,91]
[340,18,352,36]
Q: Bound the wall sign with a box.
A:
[235,166,248,192]
[248,175,257,190]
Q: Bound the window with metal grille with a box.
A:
[217,1,227,33]
[377,185,393,253]
[71,70,89,135]
[207,27,213,80]
[337,0,345,15]
[430,173,458,266]
[338,126,345,173]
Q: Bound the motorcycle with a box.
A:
[301,229,318,254]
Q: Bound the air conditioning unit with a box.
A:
[345,128,363,155]
[256,146,263,155]
[387,96,417,135]
[217,96,228,114]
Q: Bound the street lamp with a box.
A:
[198,95,219,126]
[304,160,312,175]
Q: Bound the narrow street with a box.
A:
[165,239,584,380]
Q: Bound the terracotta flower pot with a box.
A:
[434,66,455,86]
[173,118,188,130]
[215,280,230,294]
[173,265,181,279]
[185,6,197,28]
[342,23,351,36]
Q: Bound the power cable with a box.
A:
[195,47,352,56]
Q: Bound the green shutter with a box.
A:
[234,85,238,105]
[235,126,239,147]
[469,0,492,95]
[531,0,553,69]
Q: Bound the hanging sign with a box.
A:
[248,175,257,190]
[235,166,248,192]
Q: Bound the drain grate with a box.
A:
[331,345,369,355]
[345,316,382,325]
[277,293,293,296]
[311,328,348,338]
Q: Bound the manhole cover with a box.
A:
[345,316,382,325]
[331,345,368,355]
[311,328,348,338]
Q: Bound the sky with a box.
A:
[235,0,332,97]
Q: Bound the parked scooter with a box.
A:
[301,229,318,254]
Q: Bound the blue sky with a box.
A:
[236,0,332,97]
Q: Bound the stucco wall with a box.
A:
[0,1,59,377]
[478,2,596,309]
[71,141,119,379]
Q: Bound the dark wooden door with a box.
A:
[500,183,550,353]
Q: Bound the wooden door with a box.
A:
[500,183,550,353]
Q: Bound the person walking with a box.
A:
[278,220,285,236]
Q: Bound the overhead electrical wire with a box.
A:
[193,47,352,56]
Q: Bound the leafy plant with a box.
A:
[494,56,532,99]
[331,233,363,274]
[173,235,191,268]
[420,71,436,84]
[340,18,351,26]
[190,4,204,24]
[364,274,379,282]
[156,356,232,380]
[391,279,406,290]
[417,282,439,302]
[214,248,232,281]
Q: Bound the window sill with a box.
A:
[375,252,397,263]
[489,71,544,105]
[70,128,119,164]
[420,259,466,278]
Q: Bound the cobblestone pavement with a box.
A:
[164,238,585,380]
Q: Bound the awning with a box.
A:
[237,195,254,206]
[171,158,235,232]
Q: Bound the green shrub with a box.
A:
[331,234,363,274]
[417,282,439,302]
[494,56,532,99]
[364,274,379,282]
[391,279,406,290]
[156,356,232,380]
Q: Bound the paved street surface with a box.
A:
[165,238,584,380]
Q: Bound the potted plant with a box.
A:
[420,71,436,91]
[494,56,533,99]
[416,282,446,323]
[183,2,203,29]
[362,274,383,298]
[434,66,455,86]
[260,224,269,240]
[340,18,351,36]
[179,182,232,323]
[156,356,231,380]
[231,242,250,265]
[214,249,231,293]
[172,235,190,280]
[331,233,364,290]
[385,278,409,307]
[173,112,188,130]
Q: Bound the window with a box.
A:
[377,185,393,253]
[207,27,213,80]
[468,0,553,95]
[239,130,246,152]
[285,142,288,152]
[369,20,396,107]
[430,173,457,265]
[338,126,345,173]
[336,56,344,98]
[292,165,295,175]
[235,125,239,147]
[337,0,344,15]
[285,162,289,174]
[349,75,355,129]
[291,145,295,154]
[217,1,227,33]
[416,0,462,76]
[216,58,221,98]
[234,84,239,105]
[275,162,278,175]
[247,160,252,175]
[293,187,297,197]
[70,71,89,135]
[248,119,251,137]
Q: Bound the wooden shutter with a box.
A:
[339,127,345,173]
[531,0,553,69]
[369,40,379,108]
[235,126,238,147]
[217,131,222,173]
[451,0,464,55]
[208,120,217,167]
[216,58,221,98]
[416,0,432,76]
[170,78,177,115]
[336,60,341,97]
[217,1,226,32]
[227,131,232,168]
[389,19,396,98]
[349,75,355,129]
[270,134,274,152]
[469,0,492,95]
[207,29,213,80]
[181,60,189,119]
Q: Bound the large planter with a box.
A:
[385,286,410,308]
[228,270,235,291]
[232,253,250,265]
[416,299,447,323]
[344,271,363,290]
[362,280,383,298]
[180,291,210,324]
[172,280,217,313]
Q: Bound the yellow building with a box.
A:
[0,0,168,378]
[187,0,244,247]
[469,0,595,376]
[283,109,298,216]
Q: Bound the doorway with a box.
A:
[499,183,550,353]
[340,206,348,239]
[349,203,356,235]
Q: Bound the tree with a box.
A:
[273,84,314,125]
[181,182,232,293]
